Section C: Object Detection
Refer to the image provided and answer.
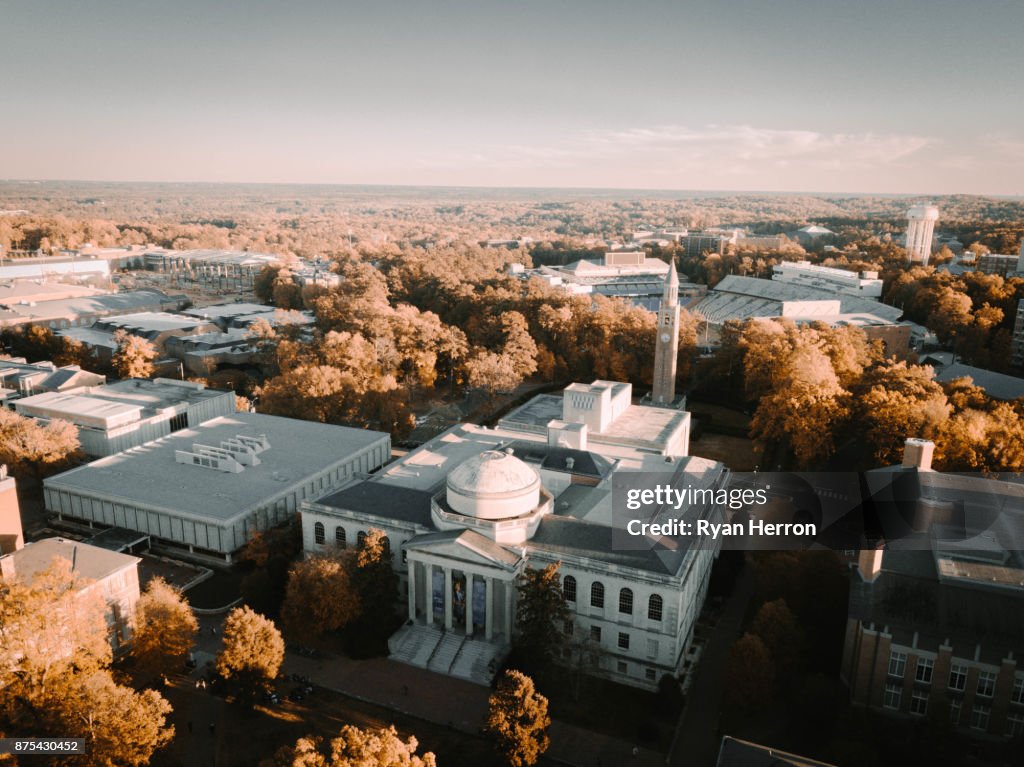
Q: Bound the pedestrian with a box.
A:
[631,745,639,759]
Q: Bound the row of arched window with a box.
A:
[312,522,389,556]
[562,576,663,621]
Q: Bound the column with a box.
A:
[485,577,494,640]
[465,572,474,636]
[504,580,513,641]
[425,563,434,627]
[407,560,416,623]
[444,568,453,631]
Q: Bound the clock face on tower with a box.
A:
[660,332,671,343]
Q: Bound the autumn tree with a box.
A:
[513,564,570,670]
[348,528,400,645]
[111,329,157,379]
[263,725,437,767]
[0,408,82,481]
[0,559,174,766]
[216,606,285,704]
[750,598,804,678]
[130,577,199,682]
[484,670,551,767]
[724,633,775,712]
[54,670,174,767]
[280,552,361,642]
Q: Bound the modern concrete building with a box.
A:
[932,363,1024,401]
[0,537,141,653]
[44,413,391,563]
[530,253,704,311]
[905,205,940,264]
[15,378,236,456]
[143,248,285,291]
[0,358,105,401]
[301,379,713,690]
[976,250,1024,277]
[690,275,911,358]
[772,261,883,298]
[58,312,221,362]
[0,289,187,331]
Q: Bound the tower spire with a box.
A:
[652,259,681,406]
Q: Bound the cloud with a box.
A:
[415,124,934,177]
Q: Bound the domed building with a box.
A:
[301,378,726,692]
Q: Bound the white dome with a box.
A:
[446,450,541,520]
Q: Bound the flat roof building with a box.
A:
[0,357,105,401]
[772,261,883,298]
[44,412,391,563]
[0,289,187,331]
[15,378,236,456]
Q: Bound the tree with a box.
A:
[216,606,285,703]
[0,407,82,481]
[750,598,804,678]
[131,577,199,682]
[281,552,361,641]
[513,563,570,669]
[54,670,174,767]
[484,670,551,767]
[0,560,174,766]
[724,633,774,712]
[263,725,437,767]
[111,329,156,379]
[0,558,111,712]
[350,528,400,638]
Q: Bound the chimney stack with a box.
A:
[902,438,934,471]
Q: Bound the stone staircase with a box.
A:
[450,636,500,685]
[388,624,443,668]
[426,631,465,674]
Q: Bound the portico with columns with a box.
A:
[404,529,522,641]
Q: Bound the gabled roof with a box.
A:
[405,529,522,570]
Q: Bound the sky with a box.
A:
[2,0,1023,195]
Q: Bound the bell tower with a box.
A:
[652,260,680,405]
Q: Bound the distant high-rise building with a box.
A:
[1018,240,1024,274]
[651,261,680,405]
[905,205,940,264]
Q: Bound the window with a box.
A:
[949,663,967,691]
[645,668,657,682]
[1012,677,1024,705]
[617,661,628,674]
[648,594,663,622]
[888,651,907,678]
[910,689,929,716]
[591,582,605,609]
[314,522,325,545]
[357,531,367,548]
[335,526,347,548]
[1007,713,1024,738]
[590,626,601,642]
[977,670,997,698]
[401,549,407,564]
[619,588,633,615]
[169,412,188,432]
[646,639,659,658]
[949,699,961,725]
[883,682,902,710]
[970,704,990,732]
[381,536,391,557]
[563,576,577,603]
[618,632,630,650]
[915,657,934,684]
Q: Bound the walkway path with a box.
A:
[670,565,754,767]
[193,613,663,766]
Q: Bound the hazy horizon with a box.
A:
[3,0,1023,196]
